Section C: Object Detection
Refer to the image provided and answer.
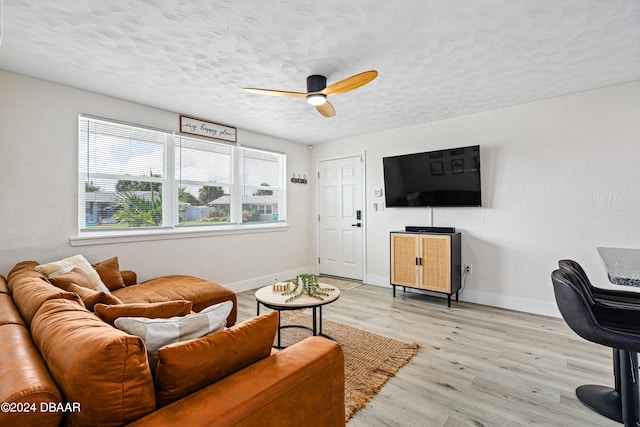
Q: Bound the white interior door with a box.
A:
[318,155,364,280]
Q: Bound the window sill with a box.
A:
[70,222,290,247]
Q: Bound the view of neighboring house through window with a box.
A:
[239,147,284,223]
[79,115,286,234]
[175,134,233,225]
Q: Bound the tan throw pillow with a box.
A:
[36,255,110,293]
[67,283,122,311]
[115,301,233,372]
[154,311,278,407]
[95,301,193,326]
[92,257,126,291]
[49,268,95,291]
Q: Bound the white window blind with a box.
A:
[239,147,285,223]
[78,114,286,235]
[175,135,233,226]
[80,116,167,230]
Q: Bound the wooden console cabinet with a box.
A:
[390,231,461,307]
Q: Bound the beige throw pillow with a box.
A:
[115,301,233,371]
[36,254,110,293]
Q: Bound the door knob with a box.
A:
[351,223,362,227]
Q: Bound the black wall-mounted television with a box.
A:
[383,145,481,207]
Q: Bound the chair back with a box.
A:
[558,259,597,307]
[552,268,600,343]
[559,259,592,285]
[553,268,640,352]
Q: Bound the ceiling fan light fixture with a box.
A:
[245,70,377,117]
[307,93,327,106]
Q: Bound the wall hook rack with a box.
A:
[291,174,307,184]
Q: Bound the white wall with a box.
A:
[3,69,639,317]
[311,81,640,316]
[0,70,314,290]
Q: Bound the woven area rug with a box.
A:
[278,311,419,421]
[317,275,363,291]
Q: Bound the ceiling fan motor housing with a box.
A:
[307,75,327,92]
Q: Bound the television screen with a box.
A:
[383,145,481,207]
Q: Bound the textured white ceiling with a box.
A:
[1,0,639,144]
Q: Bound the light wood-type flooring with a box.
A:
[236,284,619,427]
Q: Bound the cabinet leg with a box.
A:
[456,292,459,302]
[447,294,451,308]
[392,285,396,297]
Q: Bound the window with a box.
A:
[239,147,284,223]
[78,115,286,235]
[175,134,233,226]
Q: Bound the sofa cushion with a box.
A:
[65,282,123,311]
[48,267,95,290]
[31,298,156,426]
[0,324,64,427]
[112,274,237,326]
[95,300,193,325]
[7,261,43,286]
[0,293,26,327]
[0,275,9,294]
[121,269,138,286]
[0,274,63,427]
[35,254,110,293]
[0,277,25,327]
[7,261,85,327]
[154,311,278,407]
[48,268,124,309]
[115,300,232,372]
[93,256,126,291]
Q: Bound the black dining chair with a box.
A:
[558,259,640,422]
[552,268,640,426]
[558,260,640,331]
[559,259,640,306]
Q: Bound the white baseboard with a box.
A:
[226,269,562,319]
[459,288,561,318]
[364,275,561,318]
[223,267,312,293]
[364,273,390,287]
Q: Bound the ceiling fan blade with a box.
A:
[322,70,378,96]
[243,87,308,98]
[316,101,336,117]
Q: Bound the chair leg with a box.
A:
[619,350,640,427]
[576,385,623,423]
[615,348,622,393]
[575,348,624,423]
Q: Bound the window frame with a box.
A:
[75,114,287,245]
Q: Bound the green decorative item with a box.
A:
[283,274,332,303]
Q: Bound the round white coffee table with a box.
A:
[255,284,340,348]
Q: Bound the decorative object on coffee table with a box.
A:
[272,282,290,292]
[282,273,332,303]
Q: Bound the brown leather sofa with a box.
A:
[0,261,345,426]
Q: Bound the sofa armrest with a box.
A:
[120,270,137,286]
[128,337,345,427]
